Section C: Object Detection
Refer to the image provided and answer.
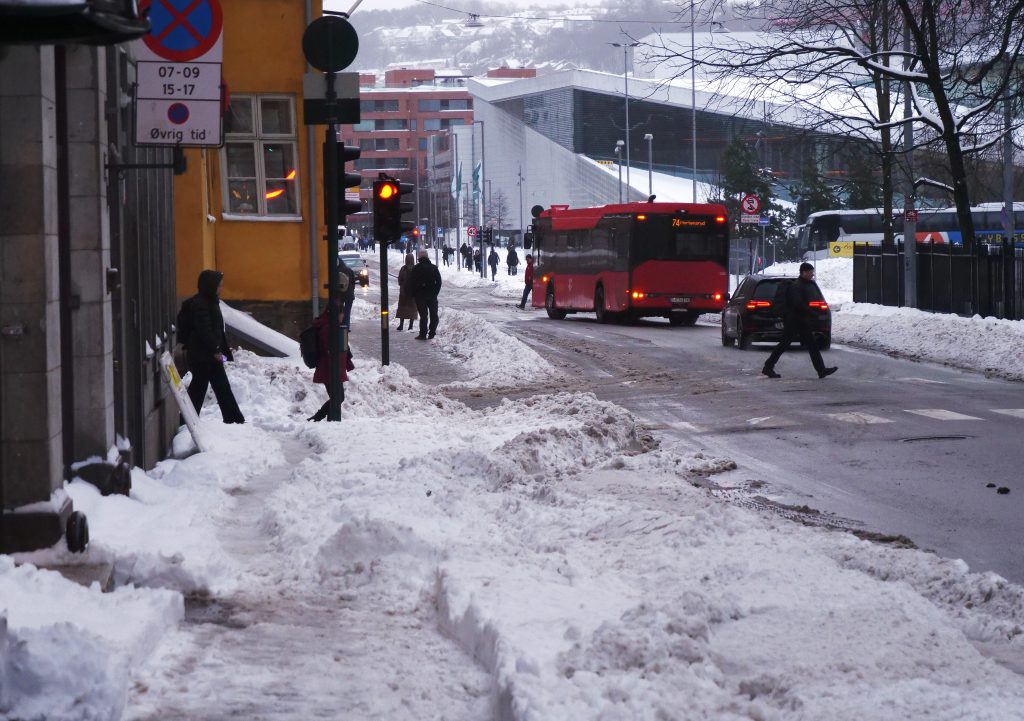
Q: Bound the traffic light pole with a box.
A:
[325,71,343,421]
[379,223,390,366]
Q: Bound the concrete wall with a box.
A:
[0,46,63,507]
[65,45,115,460]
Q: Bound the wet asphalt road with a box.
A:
[366,260,1024,583]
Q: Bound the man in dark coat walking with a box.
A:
[409,249,443,339]
[460,242,471,270]
[762,263,837,379]
[181,270,245,423]
[488,248,500,280]
[507,247,519,276]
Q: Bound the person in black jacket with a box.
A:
[181,270,246,423]
[409,249,443,339]
[762,263,837,379]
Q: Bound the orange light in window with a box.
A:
[265,189,285,199]
[285,169,297,181]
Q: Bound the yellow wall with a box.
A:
[174,0,326,302]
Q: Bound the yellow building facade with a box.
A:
[175,0,328,313]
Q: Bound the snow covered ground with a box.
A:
[5,300,1024,720]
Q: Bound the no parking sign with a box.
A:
[134,0,224,147]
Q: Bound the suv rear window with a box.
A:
[752,279,786,300]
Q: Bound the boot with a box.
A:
[762,366,781,379]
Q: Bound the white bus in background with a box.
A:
[794,204,1024,258]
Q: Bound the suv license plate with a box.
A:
[672,297,691,304]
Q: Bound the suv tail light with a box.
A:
[809,300,829,310]
[745,300,772,310]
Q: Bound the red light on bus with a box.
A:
[631,291,646,299]
[715,215,726,223]
[541,275,549,283]
[636,214,647,221]
[713,293,723,301]
[746,300,772,310]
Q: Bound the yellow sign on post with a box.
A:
[830,242,854,257]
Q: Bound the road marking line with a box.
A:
[670,421,705,433]
[991,409,1024,419]
[828,412,894,425]
[896,377,949,385]
[746,416,773,426]
[905,409,983,421]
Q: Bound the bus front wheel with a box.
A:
[546,285,567,320]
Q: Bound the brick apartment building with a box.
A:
[341,68,474,235]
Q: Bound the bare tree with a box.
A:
[644,0,1024,250]
[486,189,512,230]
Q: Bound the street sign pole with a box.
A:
[324,71,343,421]
[380,198,390,367]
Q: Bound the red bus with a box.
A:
[531,202,730,325]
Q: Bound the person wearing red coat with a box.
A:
[308,303,353,422]
[518,254,534,309]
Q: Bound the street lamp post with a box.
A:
[610,41,639,196]
[517,163,525,246]
[690,2,697,201]
[644,133,653,196]
[614,140,624,203]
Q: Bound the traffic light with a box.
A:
[372,175,415,243]
[338,145,362,217]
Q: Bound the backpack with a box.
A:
[176,298,193,347]
[299,325,320,369]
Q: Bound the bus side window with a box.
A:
[593,225,610,270]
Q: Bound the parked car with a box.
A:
[721,275,831,350]
[339,251,369,286]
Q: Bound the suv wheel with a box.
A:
[721,319,735,346]
[736,319,750,350]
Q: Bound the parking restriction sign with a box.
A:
[134,0,224,147]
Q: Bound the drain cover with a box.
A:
[898,435,971,443]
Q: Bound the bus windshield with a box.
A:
[632,216,727,263]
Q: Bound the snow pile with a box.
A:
[0,557,181,721]
[833,304,1024,381]
[763,256,854,304]
[214,352,1024,720]
[436,307,560,389]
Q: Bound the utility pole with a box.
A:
[1003,86,1015,317]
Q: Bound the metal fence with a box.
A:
[853,242,1024,320]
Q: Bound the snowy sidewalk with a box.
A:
[5,301,1024,721]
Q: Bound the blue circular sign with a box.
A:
[167,103,190,125]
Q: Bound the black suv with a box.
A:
[721,275,831,350]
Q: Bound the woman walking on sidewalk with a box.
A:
[308,297,353,422]
[396,253,418,331]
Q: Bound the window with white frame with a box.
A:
[222,94,300,217]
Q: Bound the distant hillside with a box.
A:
[347,0,689,77]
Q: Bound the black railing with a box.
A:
[853,242,1024,319]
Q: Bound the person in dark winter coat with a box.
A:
[460,242,471,270]
[339,258,356,327]
[308,298,353,422]
[396,253,418,330]
[409,249,443,339]
[181,270,245,423]
[488,248,500,280]
[507,247,519,275]
[762,263,837,379]
[517,254,534,309]
[473,247,482,273]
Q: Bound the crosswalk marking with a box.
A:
[905,409,982,421]
[828,412,894,425]
[670,421,706,434]
[991,409,1024,419]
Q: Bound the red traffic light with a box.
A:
[412,227,420,237]
[377,182,397,200]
